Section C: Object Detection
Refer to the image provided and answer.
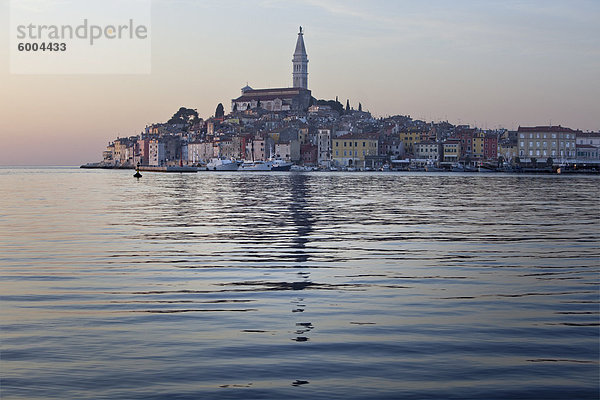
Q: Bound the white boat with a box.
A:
[239,160,271,171]
[270,159,292,171]
[238,159,293,171]
[206,158,238,171]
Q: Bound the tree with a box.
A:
[345,99,350,112]
[316,99,344,115]
[167,107,198,126]
[215,103,224,118]
[358,102,362,112]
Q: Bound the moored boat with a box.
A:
[239,160,271,171]
[206,158,239,171]
[270,159,292,171]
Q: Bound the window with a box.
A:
[520,141,524,147]
[520,133,525,138]
[355,142,358,147]
[344,151,347,156]
[552,133,557,139]
[529,150,533,156]
[335,150,338,156]
[529,142,533,147]
[349,142,352,147]
[335,141,339,147]
[536,141,540,147]
[363,151,366,156]
[363,142,366,147]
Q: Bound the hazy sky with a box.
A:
[1,0,599,165]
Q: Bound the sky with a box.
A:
[0,0,599,165]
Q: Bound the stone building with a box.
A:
[518,126,577,161]
[231,27,311,113]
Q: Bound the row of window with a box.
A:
[334,141,375,147]
[577,151,597,157]
[520,141,571,148]
[578,139,598,145]
[520,133,565,139]
[520,149,573,157]
[335,150,366,157]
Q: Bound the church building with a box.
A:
[231,27,312,113]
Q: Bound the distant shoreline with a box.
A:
[78,163,599,175]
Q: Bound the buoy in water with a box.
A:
[134,162,142,178]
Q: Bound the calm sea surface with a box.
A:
[1,167,599,399]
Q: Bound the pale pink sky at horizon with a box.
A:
[0,0,599,165]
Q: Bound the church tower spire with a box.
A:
[292,26,308,89]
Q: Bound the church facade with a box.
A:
[231,27,311,113]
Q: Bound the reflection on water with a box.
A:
[1,168,599,399]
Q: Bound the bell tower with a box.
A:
[292,26,308,89]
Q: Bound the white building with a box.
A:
[275,141,301,162]
[517,126,577,161]
[317,128,332,167]
[148,139,165,166]
[415,141,440,161]
[576,132,600,147]
[188,141,215,164]
[231,27,311,113]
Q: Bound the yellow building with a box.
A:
[443,140,462,163]
[332,134,378,168]
[472,131,485,159]
[398,129,428,155]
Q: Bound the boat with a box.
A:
[238,159,293,171]
[478,165,497,173]
[478,162,497,173]
[270,159,293,171]
[239,160,272,171]
[206,158,238,171]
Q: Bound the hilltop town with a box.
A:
[94,27,600,173]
